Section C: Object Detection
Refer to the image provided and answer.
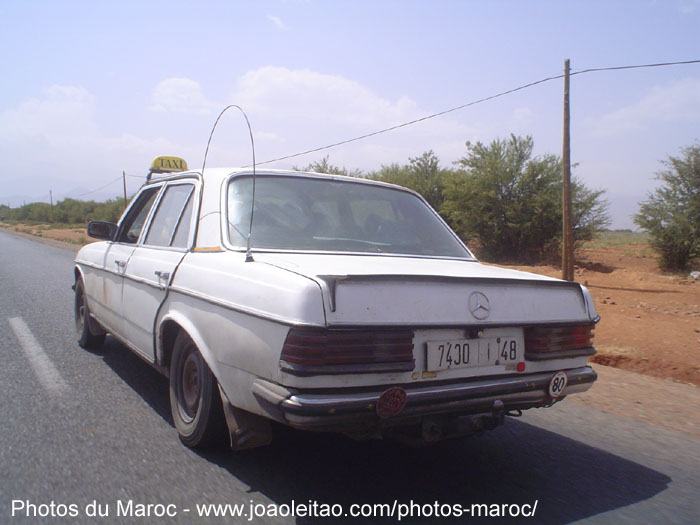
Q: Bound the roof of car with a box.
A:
[145,167,416,194]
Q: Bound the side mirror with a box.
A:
[87,221,117,241]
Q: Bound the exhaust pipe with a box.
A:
[421,400,507,442]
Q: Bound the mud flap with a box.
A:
[87,315,106,336]
[218,386,273,451]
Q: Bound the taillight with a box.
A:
[525,324,595,359]
[280,328,415,375]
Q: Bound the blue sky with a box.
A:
[1,0,698,229]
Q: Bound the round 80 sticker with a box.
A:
[549,371,568,398]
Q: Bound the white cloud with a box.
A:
[0,67,487,204]
[0,85,96,140]
[149,78,217,115]
[0,85,179,203]
[223,66,478,169]
[586,78,700,137]
[267,15,287,30]
[142,67,481,170]
[230,67,420,127]
[0,67,482,204]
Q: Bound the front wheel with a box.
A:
[169,331,225,448]
[75,279,105,349]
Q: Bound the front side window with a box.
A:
[227,176,471,258]
[117,187,161,244]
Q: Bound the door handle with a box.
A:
[114,260,126,274]
[154,270,170,280]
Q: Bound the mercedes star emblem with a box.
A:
[469,291,490,320]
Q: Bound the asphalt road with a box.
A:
[1,230,698,524]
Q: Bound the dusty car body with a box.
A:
[74,165,598,449]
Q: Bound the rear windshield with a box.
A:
[227,175,471,258]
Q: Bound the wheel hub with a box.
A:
[181,352,201,417]
[76,294,85,332]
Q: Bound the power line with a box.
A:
[572,59,700,76]
[68,173,142,199]
[73,175,123,198]
[250,58,700,167]
[248,73,566,167]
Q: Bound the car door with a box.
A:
[120,181,197,360]
[90,186,163,335]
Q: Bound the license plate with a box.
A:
[426,336,523,371]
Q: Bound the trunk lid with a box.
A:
[258,253,594,327]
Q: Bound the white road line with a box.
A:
[9,316,70,397]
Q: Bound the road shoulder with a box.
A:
[0,226,81,253]
[571,364,700,438]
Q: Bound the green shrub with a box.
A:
[635,142,700,270]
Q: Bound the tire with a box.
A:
[75,279,106,349]
[169,331,226,448]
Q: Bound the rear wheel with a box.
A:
[75,279,105,349]
[169,331,225,448]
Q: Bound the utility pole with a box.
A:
[122,171,128,208]
[49,190,54,223]
[561,59,574,282]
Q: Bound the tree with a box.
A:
[442,135,609,261]
[294,156,363,177]
[368,151,452,211]
[635,142,700,270]
[5,196,126,225]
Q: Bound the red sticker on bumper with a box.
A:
[376,387,407,419]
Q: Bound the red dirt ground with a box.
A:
[504,243,700,386]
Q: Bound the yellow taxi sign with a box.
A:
[149,156,188,174]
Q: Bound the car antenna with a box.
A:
[202,105,257,262]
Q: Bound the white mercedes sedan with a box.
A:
[74,162,598,450]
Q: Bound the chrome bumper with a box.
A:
[252,366,597,430]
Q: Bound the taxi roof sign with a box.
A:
[149,156,188,174]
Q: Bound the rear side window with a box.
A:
[170,194,195,248]
[117,187,161,244]
[144,184,195,248]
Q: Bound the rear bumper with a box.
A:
[252,366,597,430]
